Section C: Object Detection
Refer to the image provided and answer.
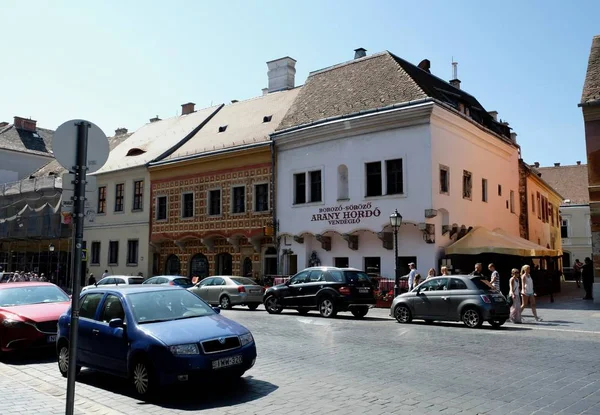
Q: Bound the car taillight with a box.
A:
[238,286,246,293]
[480,295,491,304]
[339,286,351,295]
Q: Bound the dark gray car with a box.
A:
[390,275,510,328]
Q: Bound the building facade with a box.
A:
[273,50,521,278]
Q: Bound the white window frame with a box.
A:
[291,167,324,206]
[90,241,101,266]
[439,165,450,195]
[114,182,125,213]
[126,239,139,266]
[509,190,515,213]
[231,185,246,215]
[181,191,195,219]
[462,170,472,201]
[364,157,407,199]
[132,179,144,212]
[155,195,168,221]
[482,178,488,203]
[253,182,270,213]
[97,185,107,215]
[561,217,571,239]
[207,187,222,216]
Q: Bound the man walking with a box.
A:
[488,263,500,291]
[470,263,484,278]
[407,263,417,291]
[102,269,109,280]
[583,257,594,300]
[574,259,583,288]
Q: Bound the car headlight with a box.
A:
[169,343,200,355]
[2,319,28,328]
[239,332,254,347]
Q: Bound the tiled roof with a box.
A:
[277,51,511,140]
[537,164,589,205]
[581,35,600,105]
[0,124,54,157]
[160,88,300,163]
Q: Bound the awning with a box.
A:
[445,226,562,257]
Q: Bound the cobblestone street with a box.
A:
[2,284,600,415]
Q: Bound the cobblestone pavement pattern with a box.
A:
[1,286,600,415]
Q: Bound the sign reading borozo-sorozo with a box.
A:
[311,203,381,225]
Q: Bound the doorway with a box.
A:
[242,257,253,278]
[397,256,417,277]
[215,253,233,275]
[165,255,181,275]
[189,254,209,279]
[263,247,277,276]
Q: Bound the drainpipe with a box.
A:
[270,140,279,276]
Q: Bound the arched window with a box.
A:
[189,254,209,279]
[165,254,181,275]
[215,253,232,275]
[242,257,253,278]
[337,164,349,200]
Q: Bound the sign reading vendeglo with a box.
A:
[311,203,381,225]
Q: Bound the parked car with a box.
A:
[56,286,257,398]
[263,267,376,318]
[0,282,71,352]
[188,276,263,310]
[391,275,510,328]
[143,275,193,288]
[81,275,144,292]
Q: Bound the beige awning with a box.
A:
[445,226,562,257]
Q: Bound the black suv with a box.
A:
[263,267,376,318]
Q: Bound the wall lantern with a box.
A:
[48,244,55,252]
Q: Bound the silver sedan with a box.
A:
[188,276,264,310]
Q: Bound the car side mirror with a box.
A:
[212,307,221,314]
[109,318,124,328]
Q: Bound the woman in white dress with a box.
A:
[508,268,521,323]
[520,265,542,322]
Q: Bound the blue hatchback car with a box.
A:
[56,286,257,397]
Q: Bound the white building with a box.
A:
[537,162,592,272]
[273,50,521,278]
[83,104,221,278]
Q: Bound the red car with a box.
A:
[0,282,71,353]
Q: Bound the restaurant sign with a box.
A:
[311,203,381,225]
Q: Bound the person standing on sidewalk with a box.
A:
[470,263,485,278]
[582,257,594,300]
[520,265,542,322]
[574,259,583,288]
[407,263,417,291]
[508,268,522,323]
[488,263,500,292]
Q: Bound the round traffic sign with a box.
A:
[52,119,109,173]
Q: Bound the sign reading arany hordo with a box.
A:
[311,203,381,225]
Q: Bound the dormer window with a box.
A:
[126,148,146,157]
[218,125,227,133]
[263,115,273,123]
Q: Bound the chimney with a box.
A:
[13,116,37,132]
[510,132,518,143]
[115,128,128,135]
[554,162,561,167]
[267,57,296,93]
[449,61,461,89]
[488,111,498,121]
[534,162,540,168]
[354,48,367,59]
[0,122,8,128]
[577,161,582,165]
[262,88,269,96]
[231,100,239,104]
[417,59,431,73]
[181,102,195,115]
[149,116,161,123]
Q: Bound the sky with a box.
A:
[1,0,598,167]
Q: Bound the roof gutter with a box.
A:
[578,100,600,108]
[149,141,270,168]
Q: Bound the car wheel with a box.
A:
[489,319,506,328]
[318,297,337,318]
[57,342,80,378]
[297,308,310,315]
[131,358,154,398]
[462,308,483,328]
[394,305,412,324]
[264,295,283,314]
[247,304,259,311]
[351,307,369,319]
[219,295,232,310]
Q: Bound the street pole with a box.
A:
[393,228,399,297]
[65,121,89,415]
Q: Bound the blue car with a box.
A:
[56,286,257,397]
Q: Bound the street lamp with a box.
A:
[390,209,403,297]
[48,244,55,282]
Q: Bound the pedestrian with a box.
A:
[508,268,522,323]
[426,268,436,280]
[440,266,449,276]
[520,265,542,322]
[469,263,484,278]
[414,273,422,287]
[574,259,583,288]
[88,273,96,286]
[102,269,109,279]
[488,263,500,291]
[582,257,594,300]
[407,263,417,291]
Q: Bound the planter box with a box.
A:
[376,299,392,308]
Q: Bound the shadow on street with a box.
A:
[0,348,56,365]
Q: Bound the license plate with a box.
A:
[212,355,243,370]
[250,289,260,293]
[47,335,56,343]
[358,287,369,293]
[494,297,505,303]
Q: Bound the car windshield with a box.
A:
[129,289,215,324]
[173,278,193,288]
[471,277,496,292]
[0,286,69,307]
[344,271,371,283]
[230,277,257,286]
[128,278,144,285]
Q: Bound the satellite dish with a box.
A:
[52,120,109,173]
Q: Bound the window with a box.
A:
[366,162,382,197]
[127,240,139,265]
[91,242,100,265]
[386,158,403,195]
[209,189,221,215]
[97,186,106,214]
[289,271,310,285]
[108,241,119,265]
[550,204,554,226]
[294,173,306,204]
[531,193,535,213]
[561,218,569,239]
[182,192,194,218]
[536,192,541,219]
[364,257,381,274]
[462,170,472,200]
[440,166,449,194]
[156,196,167,220]
[263,115,272,123]
[114,183,124,212]
[419,278,449,292]
[541,196,548,222]
[232,186,245,214]
[498,184,502,196]
[449,278,468,290]
[334,257,349,268]
[133,180,143,211]
[309,170,322,202]
[509,190,515,213]
[482,178,488,202]
[100,295,125,323]
[337,165,349,200]
[255,183,269,212]
[218,125,227,133]
[79,293,103,320]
